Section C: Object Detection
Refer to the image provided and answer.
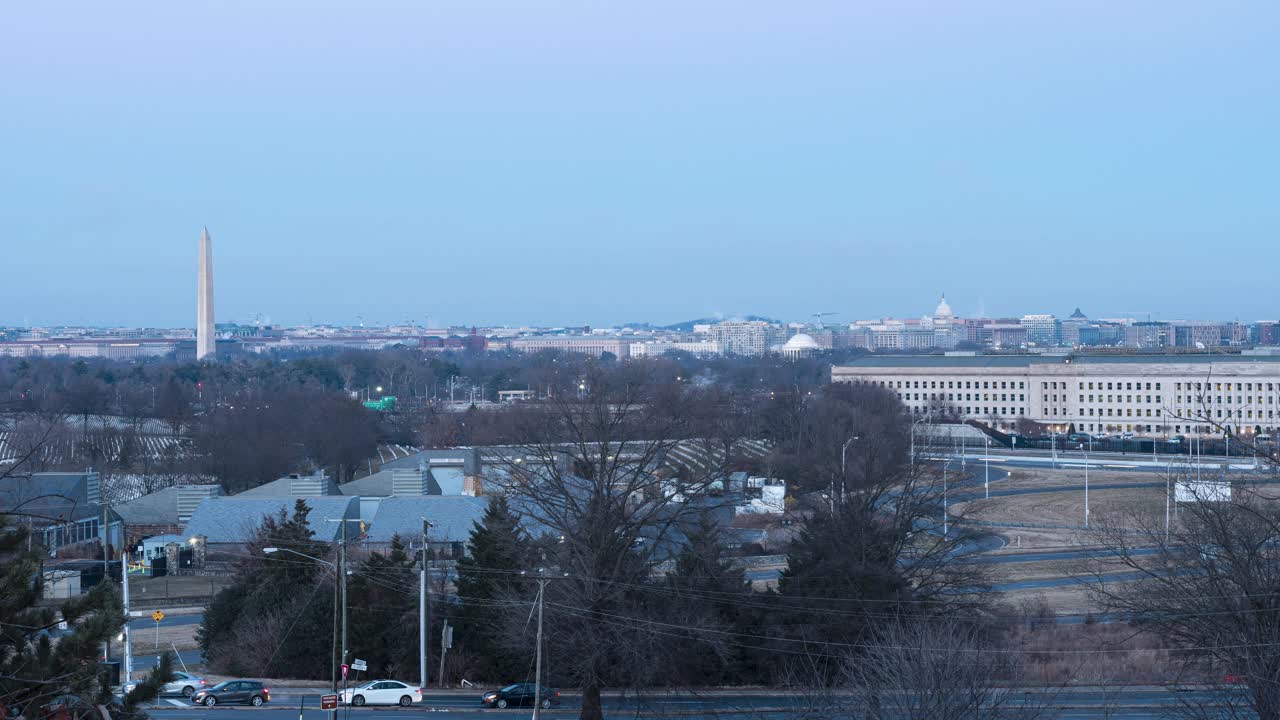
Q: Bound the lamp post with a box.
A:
[941,456,951,537]
[1080,446,1090,529]
[836,435,860,509]
[984,435,990,500]
[910,409,939,467]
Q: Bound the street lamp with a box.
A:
[910,409,940,467]
[835,435,860,510]
[941,456,951,537]
[1080,446,1090,529]
[984,435,990,500]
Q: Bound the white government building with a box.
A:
[831,354,1280,437]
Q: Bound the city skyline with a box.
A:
[3,2,1279,327]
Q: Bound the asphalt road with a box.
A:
[129,614,203,631]
[138,686,1242,719]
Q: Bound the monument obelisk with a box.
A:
[196,227,215,360]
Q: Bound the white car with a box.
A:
[341,680,422,706]
[121,671,208,697]
[164,672,209,697]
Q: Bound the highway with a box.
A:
[136,686,1244,719]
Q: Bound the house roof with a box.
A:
[364,496,489,544]
[0,473,92,525]
[183,496,359,544]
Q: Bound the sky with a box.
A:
[2,2,1278,328]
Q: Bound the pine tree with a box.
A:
[453,496,529,681]
[346,535,418,678]
[660,515,750,686]
[198,499,336,679]
[0,513,171,719]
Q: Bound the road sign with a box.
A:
[340,664,349,679]
[351,659,367,672]
[151,610,165,623]
[321,695,338,710]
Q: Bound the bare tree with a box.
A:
[494,361,737,720]
[1085,479,1280,719]
[841,619,1013,720]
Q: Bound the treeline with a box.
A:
[196,364,994,720]
[0,347,862,495]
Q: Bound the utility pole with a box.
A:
[121,547,132,686]
[341,521,348,705]
[331,562,339,720]
[420,518,431,690]
[102,500,111,663]
[532,578,548,720]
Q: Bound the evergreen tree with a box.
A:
[198,499,336,679]
[346,535,418,679]
[659,515,750,686]
[0,513,171,719]
[453,496,530,681]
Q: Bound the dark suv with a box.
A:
[192,680,270,706]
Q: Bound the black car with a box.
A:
[192,680,271,706]
[481,683,560,709]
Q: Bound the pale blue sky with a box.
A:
[2,2,1277,328]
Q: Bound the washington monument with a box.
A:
[197,227,215,360]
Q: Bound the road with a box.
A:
[137,686,1242,719]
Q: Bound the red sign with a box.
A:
[340,664,349,679]
[321,695,338,710]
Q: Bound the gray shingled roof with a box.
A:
[0,473,91,524]
[364,496,489,544]
[115,486,180,525]
[183,496,359,543]
[339,470,395,497]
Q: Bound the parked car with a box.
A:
[192,680,270,706]
[481,683,560,709]
[123,672,206,698]
[161,671,207,697]
[341,680,421,706]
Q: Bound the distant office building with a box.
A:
[984,324,1027,349]
[1173,322,1228,349]
[711,321,782,356]
[629,341,722,358]
[1125,322,1170,349]
[833,354,1280,437]
[1255,322,1280,346]
[1020,314,1060,347]
[507,336,631,358]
